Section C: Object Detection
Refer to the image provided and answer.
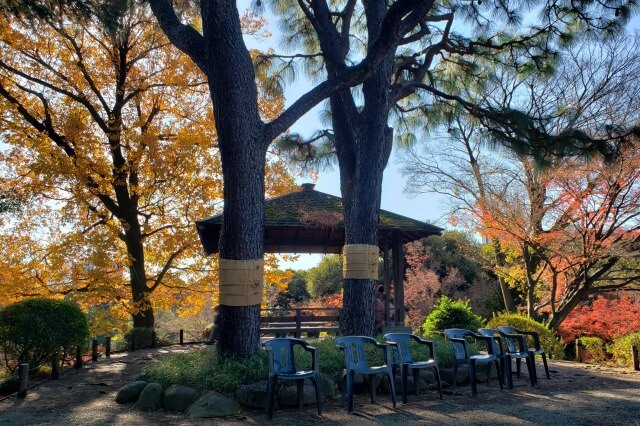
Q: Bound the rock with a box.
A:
[380,374,428,394]
[115,381,148,404]
[439,366,469,385]
[319,374,339,400]
[419,369,436,384]
[278,384,318,407]
[133,382,163,411]
[162,384,199,412]
[188,391,240,418]
[235,380,269,409]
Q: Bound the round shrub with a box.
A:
[486,312,564,359]
[609,332,640,366]
[0,298,89,372]
[419,296,485,338]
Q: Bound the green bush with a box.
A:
[486,312,564,359]
[609,333,640,366]
[0,298,90,372]
[579,337,606,363]
[419,296,485,338]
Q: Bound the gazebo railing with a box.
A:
[260,307,341,338]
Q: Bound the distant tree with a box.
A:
[306,255,343,299]
[400,36,640,328]
[557,295,640,343]
[404,232,501,328]
[287,270,310,303]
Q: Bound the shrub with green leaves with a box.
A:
[579,337,606,363]
[486,312,564,359]
[419,296,485,338]
[609,332,640,366]
[0,298,90,372]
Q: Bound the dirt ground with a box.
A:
[1,344,639,425]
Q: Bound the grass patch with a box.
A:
[139,349,268,394]
[139,334,470,394]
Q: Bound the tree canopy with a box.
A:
[0,1,296,335]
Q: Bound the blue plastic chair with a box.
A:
[477,328,506,387]
[262,338,322,419]
[335,336,397,413]
[383,333,443,403]
[479,328,535,389]
[444,329,503,396]
[499,326,550,382]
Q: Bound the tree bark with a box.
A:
[215,141,266,358]
[334,0,397,336]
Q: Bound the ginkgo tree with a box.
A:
[0,1,295,337]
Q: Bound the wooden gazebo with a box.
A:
[196,183,442,324]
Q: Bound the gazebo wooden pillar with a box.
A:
[392,228,406,325]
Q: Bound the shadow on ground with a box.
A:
[1,345,639,425]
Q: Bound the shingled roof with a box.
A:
[196,183,443,255]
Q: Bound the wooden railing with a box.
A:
[260,307,341,338]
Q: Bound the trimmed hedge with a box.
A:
[419,296,485,338]
[609,333,640,366]
[486,312,564,359]
[0,298,89,372]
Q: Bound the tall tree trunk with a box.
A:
[121,200,155,333]
[216,141,266,358]
[334,0,397,336]
[491,240,517,313]
[198,0,266,359]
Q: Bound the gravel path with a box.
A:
[1,344,639,425]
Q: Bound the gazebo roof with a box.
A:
[196,183,443,255]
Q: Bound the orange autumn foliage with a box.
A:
[0,4,296,334]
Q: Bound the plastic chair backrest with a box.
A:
[498,326,528,354]
[263,338,299,375]
[444,328,471,361]
[335,336,376,370]
[497,326,520,353]
[478,328,503,356]
[383,333,414,364]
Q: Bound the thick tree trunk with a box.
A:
[335,0,396,335]
[124,227,154,339]
[216,143,266,358]
[198,0,266,359]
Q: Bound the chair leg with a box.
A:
[494,360,503,390]
[542,353,550,379]
[413,369,420,397]
[297,379,304,410]
[516,358,522,378]
[506,356,514,389]
[452,363,458,395]
[266,375,277,420]
[470,360,477,396]
[401,364,408,404]
[367,375,377,404]
[433,367,443,400]
[346,371,354,413]
[498,359,506,387]
[525,356,535,386]
[311,376,323,416]
[387,371,397,408]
